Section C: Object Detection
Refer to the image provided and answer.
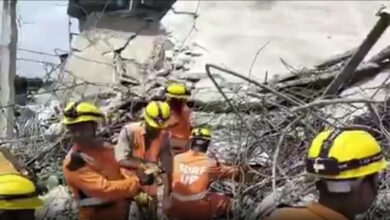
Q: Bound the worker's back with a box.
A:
[172,150,215,197]
[264,203,349,220]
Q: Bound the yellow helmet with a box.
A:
[306,129,388,180]
[191,127,212,140]
[0,174,43,210]
[144,101,171,129]
[62,101,104,125]
[166,82,191,99]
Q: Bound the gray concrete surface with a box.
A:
[62,1,390,99]
[162,1,390,82]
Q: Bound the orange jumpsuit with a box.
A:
[115,122,171,197]
[167,150,238,220]
[264,203,348,220]
[63,143,140,220]
[166,105,192,155]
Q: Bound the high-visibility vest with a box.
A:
[171,151,216,201]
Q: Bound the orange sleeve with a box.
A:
[64,165,140,200]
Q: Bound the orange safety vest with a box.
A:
[171,150,217,201]
[63,143,138,220]
[168,151,235,220]
[124,122,169,196]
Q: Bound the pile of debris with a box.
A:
[3,9,390,220]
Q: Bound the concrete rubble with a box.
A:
[4,2,390,219]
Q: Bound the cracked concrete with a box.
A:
[63,1,390,101]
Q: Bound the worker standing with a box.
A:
[165,82,192,155]
[0,149,44,220]
[114,101,173,220]
[166,127,239,220]
[264,129,388,220]
[62,102,143,220]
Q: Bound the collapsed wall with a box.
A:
[5,2,390,219]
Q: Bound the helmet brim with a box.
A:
[62,115,101,125]
[0,197,43,210]
[312,159,389,180]
[166,94,189,99]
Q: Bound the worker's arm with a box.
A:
[64,163,140,200]
[114,127,154,169]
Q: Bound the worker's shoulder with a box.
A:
[63,148,95,172]
[266,206,319,220]
[174,151,192,161]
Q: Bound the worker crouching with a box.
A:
[265,129,388,220]
[62,102,143,220]
[166,128,239,220]
[165,82,193,155]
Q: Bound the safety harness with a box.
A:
[306,128,384,176]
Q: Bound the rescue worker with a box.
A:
[166,127,239,220]
[62,101,144,220]
[265,129,388,220]
[165,82,192,155]
[114,101,173,219]
[0,149,44,220]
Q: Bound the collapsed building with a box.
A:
[3,1,390,219]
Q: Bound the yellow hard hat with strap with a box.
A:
[144,101,171,129]
[165,82,191,99]
[0,174,43,210]
[191,127,211,140]
[190,127,212,148]
[62,101,104,125]
[306,129,388,179]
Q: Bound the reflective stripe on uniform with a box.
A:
[77,197,111,207]
[171,191,207,202]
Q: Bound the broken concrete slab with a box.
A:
[120,36,157,63]
[65,49,115,84]
[162,1,390,84]
[71,35,91,51]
